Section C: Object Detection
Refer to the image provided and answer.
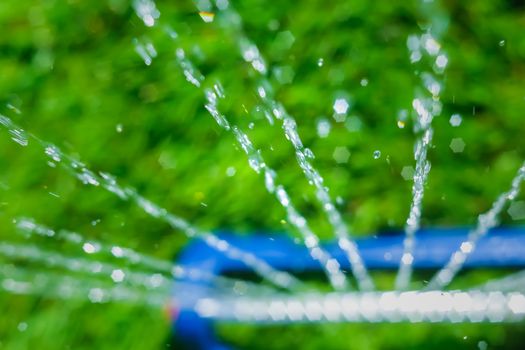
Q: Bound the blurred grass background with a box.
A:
[1,0,525,348]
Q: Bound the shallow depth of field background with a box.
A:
[1,0,525,349]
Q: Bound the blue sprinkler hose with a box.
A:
[172,227,525,350]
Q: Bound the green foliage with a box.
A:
[0,0,524,349]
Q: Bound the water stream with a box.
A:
[0,0,523,328]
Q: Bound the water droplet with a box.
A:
[111,246,124,257]
[410,50,422,63]
[275,30,295,50]
[164,26,178,39]
[176,48,204,88]
[88,288,104,303]
[401,166,415,180]
[333,113,346,123]
[272,65,294,84]
[401,253,414,265]
[240,39,267,74]
[478,340,488,350]
[341,116,360,133]
[133,38,157,66]
[333,98,349,115]
[333,147,350,164]
[17,322,27,332]
[78,169,100,186]
[450,138,466,153]
[435,54,448,69]
[133,0,160,27]
[199,11,215,23]
[116,124,123,133]
[397,109,408,129]
[303,148,315,159]
[508,201,525,220]
[226,166,236,177]
[373,150,381,159]
[248,122,254,129]
[317,58,324,67]
[276,186,290,207]
[111,269,125,283]
[449,114,462,127]
[213,82,225,98]
[257,85,267,98]
[82,242,99,254]
[264,169,276,193]
[267,19,279,31]
[407,35,420,51]
[7,103,21,115]
[360,78,368,87]
[422,34,441,56]
[499,40,505,47]
[205,88,230,129]
[9,128,28,146]
[283,118,303,149]
[45,145,62,162]
[421,73,441,97]
[316,118,331,138]
[149,273,165,288]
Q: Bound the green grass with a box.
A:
[1,0,525,349]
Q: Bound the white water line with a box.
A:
[0,114,300,291]
[426,162,525,290]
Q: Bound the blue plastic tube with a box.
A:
[173,227,525,349]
